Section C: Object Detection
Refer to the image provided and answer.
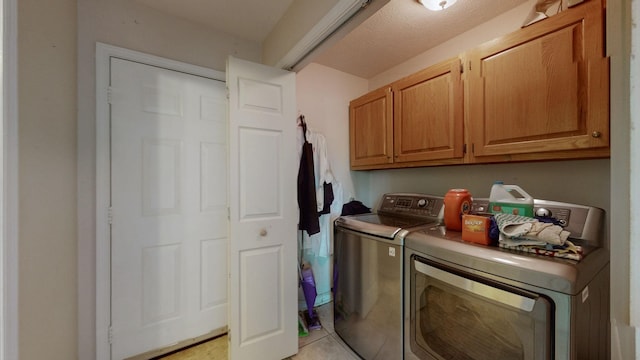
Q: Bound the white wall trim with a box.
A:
[2,0,18,357]
[629,0,640,330]
[95,42,224,360]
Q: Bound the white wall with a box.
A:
[295,63,369,203]
[627,0,640,357]
[18,0,77,359]
[2,0,18,359]
[76,1,262,358]
[606,0,636,358]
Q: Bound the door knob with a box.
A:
[591,131,602,138]
[259,229,268,237]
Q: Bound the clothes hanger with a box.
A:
[298,115,308,138]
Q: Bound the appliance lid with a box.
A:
[335,193,444,239]
[405,225,609,295]
[405,197,608,295]
[335,213,434,239]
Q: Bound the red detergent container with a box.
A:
[444,189,472,231]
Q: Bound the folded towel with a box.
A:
[536,223,570,244]
[499,240,583,261]
[494,213,579,260]
[495,213,570,246]
[495,213,537,238]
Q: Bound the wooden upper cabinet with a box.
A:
[349,86,393,168]
[467,0,609,160]
[347,0,609,170]
[392,58,464,163]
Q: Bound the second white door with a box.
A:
[110,58,228,359]
[227,56,298,360]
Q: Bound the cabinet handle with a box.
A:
[591,131,602,138]
[259,229,268,237]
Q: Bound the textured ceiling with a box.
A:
[313,0,529,78]
[134,0,530,78]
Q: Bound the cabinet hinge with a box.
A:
[225,87,230,100]
[472,143,475,154]
[468,62,472,72]
[227,207,230,220]
[463,144,467,154]
[108,326,113,344]
[460,62,464,74]
[107,86,113,104]
[108,207,113,225]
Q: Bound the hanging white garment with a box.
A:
[301,181,344,258]
[298,126,334,211]
[309,131,334,212]
[297,124,340,256]
[296,121,345,307]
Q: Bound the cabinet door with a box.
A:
[349,86,393,168]
[467,0,609,160]
[392,58,464,163]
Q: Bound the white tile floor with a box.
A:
[290,303,361,360]
[160,301,358,360]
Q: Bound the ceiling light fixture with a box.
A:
[417,0,457,11]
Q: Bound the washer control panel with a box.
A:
[471,198,602,243]
[372,194,603,245]
[378,193,444,219]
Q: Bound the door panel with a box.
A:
[227,56,298,360]
[110,58,228,359]
[240,246,283,342]
[393,58,464,163]
[467,0,609,158]
[349,86,394,167]
[239,128,282,218]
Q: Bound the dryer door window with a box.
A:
[409,256,552,360]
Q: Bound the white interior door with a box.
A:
[227,56,298,360]
[109,58,228,359]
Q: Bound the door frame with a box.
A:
[95,43,225,359]
[2,0,19,358]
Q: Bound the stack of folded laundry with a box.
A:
[494,213,583,261]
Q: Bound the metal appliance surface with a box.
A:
[404,198,610,360]
[334,193,443,360]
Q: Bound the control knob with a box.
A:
[417,199,428,207]
[535,208,551,217]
